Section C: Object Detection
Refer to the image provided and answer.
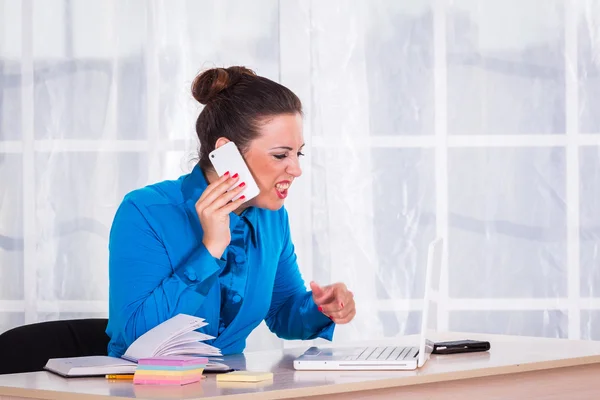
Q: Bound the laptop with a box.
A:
[293,237,443,371]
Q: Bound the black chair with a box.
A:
[0,319,109,375]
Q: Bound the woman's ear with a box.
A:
[214,137,230,149]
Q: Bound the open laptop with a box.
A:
[294,237,443,371]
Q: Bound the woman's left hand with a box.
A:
[310,281,355,324]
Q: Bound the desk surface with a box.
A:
[1,332,600,400]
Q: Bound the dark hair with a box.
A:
[191,66,303,171]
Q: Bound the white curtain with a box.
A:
[1,0,600,351]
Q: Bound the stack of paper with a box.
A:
[133,356,208,386]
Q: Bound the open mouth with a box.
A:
[275,182,290,199]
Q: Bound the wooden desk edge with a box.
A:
[267,355,600,400]
[2,355,600,400]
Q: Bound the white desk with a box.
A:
[1,332,600,400]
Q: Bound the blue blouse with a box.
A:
[218,212,251,335]
[105,165,334,358]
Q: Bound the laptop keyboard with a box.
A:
[346,346,418,361]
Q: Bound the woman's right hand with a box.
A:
[195,172,247,259]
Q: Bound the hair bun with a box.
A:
[191,66,256,105]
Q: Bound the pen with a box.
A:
[106,374,134,380]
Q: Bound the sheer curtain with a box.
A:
[1,0,600,352]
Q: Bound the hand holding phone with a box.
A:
[195,172,246,259]
[195,142,261,259]
[208,142,260,203]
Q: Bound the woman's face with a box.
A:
[242,113,304,210]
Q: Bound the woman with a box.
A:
[106,66,356,357]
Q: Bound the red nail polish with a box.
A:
[232,173,239,179]
[239,195,246,200]
[238,182,245,188]
[318,306,323,312]
[224,171,230,175]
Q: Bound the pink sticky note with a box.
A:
[133,376,202,386]
[138,356,209,367]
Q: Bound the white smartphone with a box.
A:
[208,141,260,203]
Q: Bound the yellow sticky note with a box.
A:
[216,371,274,383]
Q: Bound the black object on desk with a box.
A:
[432,340,491,355]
